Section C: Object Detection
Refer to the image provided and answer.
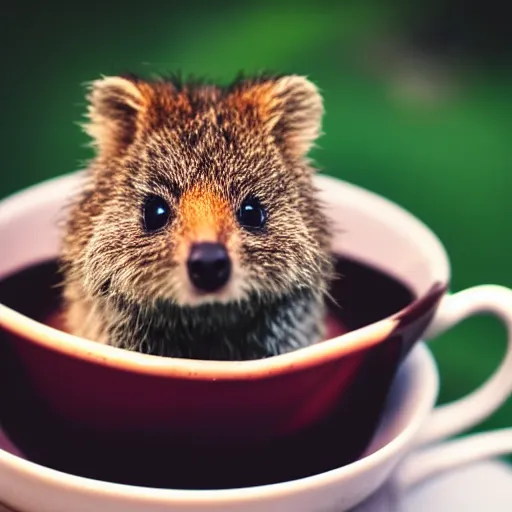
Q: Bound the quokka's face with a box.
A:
[79,74,332,308]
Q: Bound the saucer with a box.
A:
[1,459,511,511]
[356,459,512,512]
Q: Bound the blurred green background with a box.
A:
[0,0,510,454]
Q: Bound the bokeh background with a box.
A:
[1,0,511,456]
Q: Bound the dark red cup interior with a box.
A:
[0,254,444,489]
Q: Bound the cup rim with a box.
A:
[0,342,438,503]
[0,171,450,379]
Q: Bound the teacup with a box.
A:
[0,171,512,492]
[1,342,511,512]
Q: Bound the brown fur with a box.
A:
[59,72,333,360]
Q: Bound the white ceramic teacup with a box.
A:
[0,172,511,511]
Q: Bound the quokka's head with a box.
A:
[76,73,333,308]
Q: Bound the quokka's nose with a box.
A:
[187,242,231,292]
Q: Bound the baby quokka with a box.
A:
[60,73,333,360]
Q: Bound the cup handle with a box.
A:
[393,284,512,490]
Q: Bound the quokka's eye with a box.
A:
[142,195,171,233]
[237,196,267,231]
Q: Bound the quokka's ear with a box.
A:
[82,76,148,159]
[232,75,324,159]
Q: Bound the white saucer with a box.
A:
[1,427,512,511]
[1,437,511,512]
[356,459,512,512]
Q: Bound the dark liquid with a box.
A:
[0,256,416,489]
[0,256,413,337]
